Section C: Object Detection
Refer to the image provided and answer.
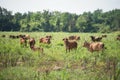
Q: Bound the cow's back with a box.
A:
[90,42,104,51]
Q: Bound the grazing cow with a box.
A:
[9,35,16,39]
[18,34,30,39]
[30,46,44,53]
[116,35,120,40]
[69,35,80,41]
[63,38,77,52]
[1,35,5,37]
[90,36,102,42]
[29,38,43,53]
[16,35,19,38]
[83,41,105,52]
[46,35,52,39]
[116,37,120,40]
[102,35,107,38]
[40,37,51,44]
[9,35,19,39]
[20,37,27,47]
[19,34,25,38]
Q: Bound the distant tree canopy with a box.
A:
[0,6,120,32]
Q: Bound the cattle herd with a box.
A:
[1,34,120,53]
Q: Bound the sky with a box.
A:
[0,0,120,14]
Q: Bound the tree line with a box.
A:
[0,6,120,32]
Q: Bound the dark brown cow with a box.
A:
[117,34,120,37]
[9,35,16,39]
[1,35,6,37]
[116,35,120,40]
[90,36,102,42]
[63,38,77,52]
[69,35,80,41]
[19,34,25,38]
[9,35,19,39]
[102,34,107,38]
[40,37,51,44]
[29,38,36,47]
[29,38,43,53]
[15,35,18,38]
[83,41,105,52]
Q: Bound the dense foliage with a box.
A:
[0,7,120,32]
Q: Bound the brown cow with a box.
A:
[20,37,27,47]
[40,37,51,44]
[83,41,105,52]
[19,34,25,38]
[9,35,16,39]
[63,38,77,52]
[25,34,30,39]
[69,35,80,41]
[30,46,43,53]
[9,35,19,39]
[29,38,36,47]
[116,35,120,40]
[29,38,43,53]
[102,34,107,38]
[116,36,120,40]
[18,34,30,39]
[46,35,52,39]
[90,36,102,42]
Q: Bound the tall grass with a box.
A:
[0,32,120,80]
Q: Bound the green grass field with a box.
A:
[0,32,120,80]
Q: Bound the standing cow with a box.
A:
[63,38,77,52]
[20,37,27,47]
[29,38,43,53]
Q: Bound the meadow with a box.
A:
[0,32,120,80]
